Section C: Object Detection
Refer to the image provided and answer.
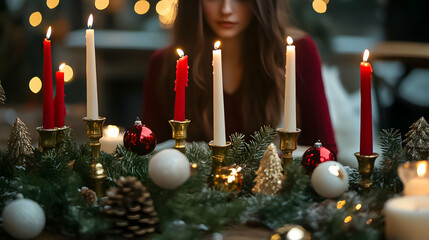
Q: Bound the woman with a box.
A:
[142,0,337,154]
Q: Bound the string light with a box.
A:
[344,216,352,223]
[29,77,42,94]
[337,200,346,209]
[355,203,362,211]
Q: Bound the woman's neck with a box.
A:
[220,35,244,94]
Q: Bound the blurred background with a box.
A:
[0,0,428,166]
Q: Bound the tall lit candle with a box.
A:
[212,41,226,146]
[86,14,98,119]
[360,49,373,155]
[54,63,66,127]
[284,36,296,131]
[43,26,54,129]
[174,48,188,121]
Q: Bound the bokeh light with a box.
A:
[61,64,74,82]
[156,0,170,15]
[29,77,42,94]
[95,0,109,10]
[156,0,177,29]
[29,12,42,27]
[46,0,60,9]
[312,0,327,14]
[134,0,150,15]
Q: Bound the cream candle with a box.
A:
[284,36,296,131]
[212,41,226,146]
[399,160,429,196]
[100,125,123,153]
[86,14,98,119]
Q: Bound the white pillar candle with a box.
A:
[398,161,429,196]
[100,125,124,153]
[212,41,226,146]
[284,36,296,131]
[385,196,429,240]
[311,161,349,198]
[86,14,98,119]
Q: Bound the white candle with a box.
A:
[212,41,226,146]
[100,125,124,153]
[399,161,429,196]
[385,196,429,240]
[86,14,98,119]
[284,36,296,131]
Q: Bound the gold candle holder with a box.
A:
[208,141,231,186]
[36,127,58,152]
[83,117,107,197]
[56,126,70,148]
[277,128,301,166]
[169,119,191,154]
[354,152,379,188]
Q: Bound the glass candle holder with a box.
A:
[398,160,429,196]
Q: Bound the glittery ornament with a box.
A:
[252,143,284,194]
[301,140,336,175]
[123,118,157,156]
[212,166,243,192]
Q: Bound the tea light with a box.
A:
[398,160,429,196]
[385,195,429,240]
[100,125,124,153]
[311,161,349,198]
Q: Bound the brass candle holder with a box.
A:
[277,128,301,166]
[354,152,379,188]
[56,126,70,148]
[208,141,231,187]
[83,117,107,197]
[36,127,58,152]
[169,119,191,154]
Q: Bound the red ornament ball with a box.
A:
[123,118,157,155]
[301,140,336,174]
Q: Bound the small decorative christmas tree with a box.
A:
[403,117,429,161]
[252,143,284,195]
[6,117,34,167]
[0,80,5,104]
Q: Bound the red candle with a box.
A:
[54,64,66,127]
[43,27,54,129]
[173,49,189,121]
[360,49,373,155]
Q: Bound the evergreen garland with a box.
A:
[0,126,407,239]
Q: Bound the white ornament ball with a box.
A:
[311,161,349,198]
[2,198,46,239]
[149,149,191,189]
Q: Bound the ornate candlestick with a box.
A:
[83,117,107,197]
[56,126,70,148]
[354,152,379,188]
[277,128,301,167]
[169,119,191,154]
[208,141,231,187]
[36,127,57,152]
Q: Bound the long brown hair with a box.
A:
[158,0,294,141]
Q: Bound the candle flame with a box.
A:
[59,63,65,71]
[105,125,120,138]
[88,14,93,28]
[176,48,184,58]
[363,49,370,62]
[417,162,427,177]
[46,26,52,39]
[328,165,340,177]
[214,41,221,50]
[287,36,293,45]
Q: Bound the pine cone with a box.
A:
[103,176,158,238]
[80,187,97,206]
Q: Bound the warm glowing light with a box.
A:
[312,0,327,14]
[214,41,221,50]
[134,0,150,15]
[270,233,281,240]
[46,26,52,39]
[159,13,175,27]
[59,63,65,71]
[286,227,304,240]
[156,0,170,15]
[46,0,59,9]
[417,162,427,177]
[287,36,293,45]
[191,163,198,169]
[29,77,42,94]
[355,203,362,211]
[105,125,120,138]
[156,0,177,28]
[363,49,370,62]
[344,216,352,223]
[328,165,340,177]
[366,219,373,225]
[95,163,104,175]
[337,200,346,209]
[95,0,109,10]
[88,14,93,28]
[177,49,184,58]
[29,12,42,27]
[61,64,74,82]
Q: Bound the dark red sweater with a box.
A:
[142,35,337,154]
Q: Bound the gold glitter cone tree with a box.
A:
[6,117,33,167]
[403,117,429,161]
[252,143,284,195]
[103,176,158,238]
[0,80,5,104]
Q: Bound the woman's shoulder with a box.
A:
[149,47,171,64]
